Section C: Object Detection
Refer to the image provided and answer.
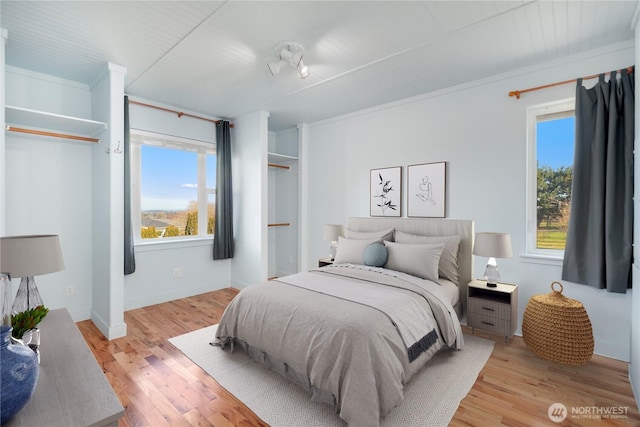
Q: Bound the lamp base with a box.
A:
[11,277,44,315]
[330,241,338,261]
[482,258,502,287]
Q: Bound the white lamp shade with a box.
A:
[0,235,65,278]
[323,224,344,241]
[473,232,513,258]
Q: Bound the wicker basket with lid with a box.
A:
[522,281,594,365]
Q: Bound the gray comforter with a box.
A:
[215,264,464,427]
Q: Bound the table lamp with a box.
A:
[0,235,65,314]
[323,224,344,260]
[473,232,512,287]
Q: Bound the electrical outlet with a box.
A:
[173,267,183,278]
[65,286,74,297]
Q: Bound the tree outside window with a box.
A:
[526,99,575,255]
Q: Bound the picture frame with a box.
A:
[370,166,402,217]
[407,162,446,218]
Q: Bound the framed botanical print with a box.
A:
[407,162,446,218]
[370,166,402,217]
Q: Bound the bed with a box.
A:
[215,217,474,427]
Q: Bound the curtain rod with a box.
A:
[5,125,101,143]
[509,66,634,99]
[129,100,234,128]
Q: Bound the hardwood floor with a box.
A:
[78,288,640,426]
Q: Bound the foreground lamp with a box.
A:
[323,224,344,260]
[268,41,310,79]
[0,235,65,314]
[473,232,512,288]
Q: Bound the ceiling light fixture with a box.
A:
[268,41,310,79]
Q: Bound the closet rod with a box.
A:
[5,126,100,143]
[268,163,290,170]
[509,65,634,99]
[268,223,290,227]
[129,100,234,128]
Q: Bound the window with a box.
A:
[526,99,575,257]
[130,130,216,242]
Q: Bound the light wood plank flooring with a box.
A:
[78,288,640,426]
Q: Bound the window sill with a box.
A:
[520,253,564,267]
[134,237,213,253]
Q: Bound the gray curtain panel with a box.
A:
[124,96,136,275]
[562,68,634,293]
[213,120,234,260]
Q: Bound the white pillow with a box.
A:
[383,240,444,283]
[344,228,394,241]
[333,237,380,265]
[394,231,461,284]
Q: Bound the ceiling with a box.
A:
[1,1,637,131]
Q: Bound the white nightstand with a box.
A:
[467,279,518,342]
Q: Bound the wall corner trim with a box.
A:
[632,1,640,31]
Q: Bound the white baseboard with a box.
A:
[90,309,127,340]
[66,307,92,322]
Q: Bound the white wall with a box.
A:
[124,239,230,310]
[4,68,95,320]
[302,41,635,361]
[123,98,232,310]
[231,110,270,287]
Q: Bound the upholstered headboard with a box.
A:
[347,217,474,315]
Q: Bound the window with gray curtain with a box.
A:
[213,120,234,260]
[562,68,634,293]
[124,96,136,274]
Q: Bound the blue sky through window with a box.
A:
[141,145,216,211]
[537,117,574,169]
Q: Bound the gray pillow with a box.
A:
[394,231,461,284]
[333,237,380,265]
[344,228,394,241]
[383,240,444,283]
[363,242,388,267]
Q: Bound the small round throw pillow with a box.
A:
[363,242,388,267]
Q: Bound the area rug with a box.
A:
[169,325,494,427]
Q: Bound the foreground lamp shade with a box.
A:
[0,235,65,313]
[323,224,344,260]
[473,232,512,286]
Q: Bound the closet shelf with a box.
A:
[5,105,107,141]
[268,152,297,164]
